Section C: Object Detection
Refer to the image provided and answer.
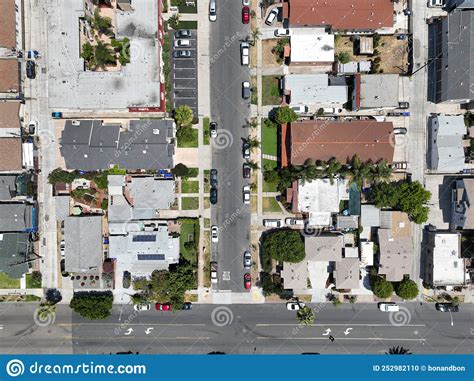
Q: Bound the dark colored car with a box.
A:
[26,60,36,79]
[175,29,191,38]
[182,302,192,310]
[173,50,192,58]
[242,81,251,99]
[435,303,459,312]
[210,169,218,188]
[242,141,250,159]
[51,111,62,118]
[242,6,250,24]
[210,122,217,138]
[243,163,251,178]
[244,273,251,289]
[210,187,218,204]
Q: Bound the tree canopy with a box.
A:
[297,306,315,326]
[174,105,194,127]
[171,163,189,177]
[69,291,114,320]
[395,277,419,300]
[274,106,298,124]
[262,229,305,263]
[372,278,394,299]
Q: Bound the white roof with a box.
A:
[431,233,466,285]
[360,241,374,267]
[290,29,334,63]
[286,74,348,106]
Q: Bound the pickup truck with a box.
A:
[240,42,249,66]
[211,261,218,284]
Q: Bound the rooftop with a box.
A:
[290,29,334,63]
[0,203,33,233]
[358,74,399,109]
[280,262,308,290]
[0,102,20,133]
[0,0,16,48]
[0,233,32,279]
[285,74,347,106]
[305,234,344,262]
[0,138,23,171]
[334,257,360,289]
[0,61,19,93]
[429,232,466,285]
[0,175,17,200]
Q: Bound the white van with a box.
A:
[241,42,250,66]
[263,219,283,228]
[378,303,399,312]
[209,0,217,21]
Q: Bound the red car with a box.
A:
[244,273,251,289]
[155,303,172,311]
[242,6,250,24]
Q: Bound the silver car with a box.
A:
[244,251,252,269]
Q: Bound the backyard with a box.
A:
[262,76,281,106]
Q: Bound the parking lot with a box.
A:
[170,30,198,116]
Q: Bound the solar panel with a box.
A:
[132,235,156,242]
[137,254,165,261]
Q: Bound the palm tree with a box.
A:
[386,346,412,355]
[348,155,371,190]
[247,160,259,170]
[247,137,260,151]
[250,27,262,46]
[94,41,116,69]
[297,306,315,326]
[371,160,393,183]
[246,118,258,129]
[250,182,257,192]
[91,8,113,35]
[324,158,342,184]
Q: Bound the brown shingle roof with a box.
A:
[286,0,394,30]
[0,0,16,48]
[0,102,20,129]
[0,60,20,92]
[288,120,395,165]
[0,138,22,171]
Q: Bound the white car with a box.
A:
[134,303,151,311]
[243,251,252,269]
[322,107,342,114]
[211,261,218,284]
[287,301,306,311]
[378,302,399,312]
[290,105,308,114]
[265,8,279,26]
[263,219,283,228]
[243,185,251,205]
[274,28,291,37]
[211,225,219,243]
[174,39,191,48]
[242,0,250,5]
[240,42,250,66]
[428,0,444,7]
[285,218,305,226]
[209,0,217,21]
[393,128,407,135]
[60,240,65,257]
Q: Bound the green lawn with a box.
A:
[177,21,198,29]
[177,127,198,148]
[171,0,198,13]
[203,117,210,145]
[179,218,200,267]
[187,167,199,178]
[182,197,199,210]
[262,122,278,156]
[262,159,279,192]
[262,76,281,105]
[263,197,282,213]
[181,180,199,193]
[203,170,210,192]
[0,272,21,289]
[26,273,42,289]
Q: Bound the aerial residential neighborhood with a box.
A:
[0,0,473,357]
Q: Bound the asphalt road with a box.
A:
[210,0,252,293]
[0,303,473,354]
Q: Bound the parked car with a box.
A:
[428,0,444,7]
[265,8,279,25]
[322,107,342,114]
[242,163,251,178]
[26,60,36,79]
[242,6,250,24]
[240,42,250,66]
[243,185,251,204]
[378,302,399,312]
[60,240,65,257]
[393,162,408,170]
[242,141,250,159]
[285,218,305,226]
[263,219,283,228]
[274,28,291,37]
[134,303,151,311]
[242,0,250,5]
[244,273,251,289]
[174,39,191,48]
[210,168,218,187]
[182,302,193,310]
[155,303,172,311]
[210,122,218,138]
[242,81,251,99]
[287,301,305,311]
[51,111,62,118]
[210,187,218,204]
[243,251,252,269]
[290,105,308,114]
[175,29,191,38]
[435,303,459,312]
[209,0,217,21]
[27,50,40,59]
[28,121,37,135]
[398,101,410,109]
[211,261,218,283]
[211,225,219,243]
[393,128,407,135]
[173,50,192,58]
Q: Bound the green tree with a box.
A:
[262,230,305,263]
[174,105,194,127]
[69,291,114,320]
[91,8,113,35]
[81,42,95,62]
[177,125,195,146]
[250,27,262,46]
[336,52,351,64]
[48,168,77,184]
[349,155,371,190]
[94,41,116,69]
[247,137,260,151]
[171,163,189,177]
[263,118,278,129]
[371,160,393,183]
[264,169,279,184]
[395,277,419,300]
[274,105,297,124]
[297,306,315,326]
[372,277,394,299]
[324,158,342,185]
[386,346,412,355]
[169,13,180,29]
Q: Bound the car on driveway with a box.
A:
[265,8,279,25]
[244,251,252,269]
[210,187,218,204]
[290,105,308,114]
[155,303,172,311]
[211,261,218,284]
[435,303,459,312]
[287,301,305,311]
[242,6,250,24]
[244,273,251,289]
[242,81,251,99]
[243,185,251,204]
[378,302,399,312]
[243,163,251,178]
[173,50,192,58]
[285,218,305,226]
[210,122,218,138]
[26,60,36,79]
[428,0,444,7]
[263,219,283,228]
[134,303,151,311]
[174,39,191,48]
[240,42,250,65]
[274,28,291,37]
[210,169,218,187]
[60,240,65,257]
[211,225,219,243]
[175,29,192,38]
[242,141,250,159]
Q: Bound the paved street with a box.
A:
[210,0,252,294]
[0,303,473,354]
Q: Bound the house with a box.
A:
[429,114,466,173]
[0,174,32,201]
[377,211,413,282]
[0,61,20,94]
[337,215,359,230]
[0,103,21,135]
[64,215,103,273]
[0,0,17,49]
[0,233,33,279]
[451,178,474,229]
[0,204,34,233]
[281,120,395,167]
[283,0,394,32]
[0,138,22,172]
[289,29,335,65]
[360,204,381,240]
[334,257,360,290]
[60,119,175,171]
[428,8,474,104]
[446,0,474,12]
[424,230,468,287]
[284,74,348,108]
[337,61,372,74]
[353,74,400,110]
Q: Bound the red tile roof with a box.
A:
[286,120,395,165]
[286,0,394,30]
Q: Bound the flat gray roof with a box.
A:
[0,204,33,232]
[305,234,344,262]
[0,233,32,279]
[286,74,348,106]
[359,74,399,108]
[0,175,16,200]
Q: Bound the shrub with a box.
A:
[69,291,114,320]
